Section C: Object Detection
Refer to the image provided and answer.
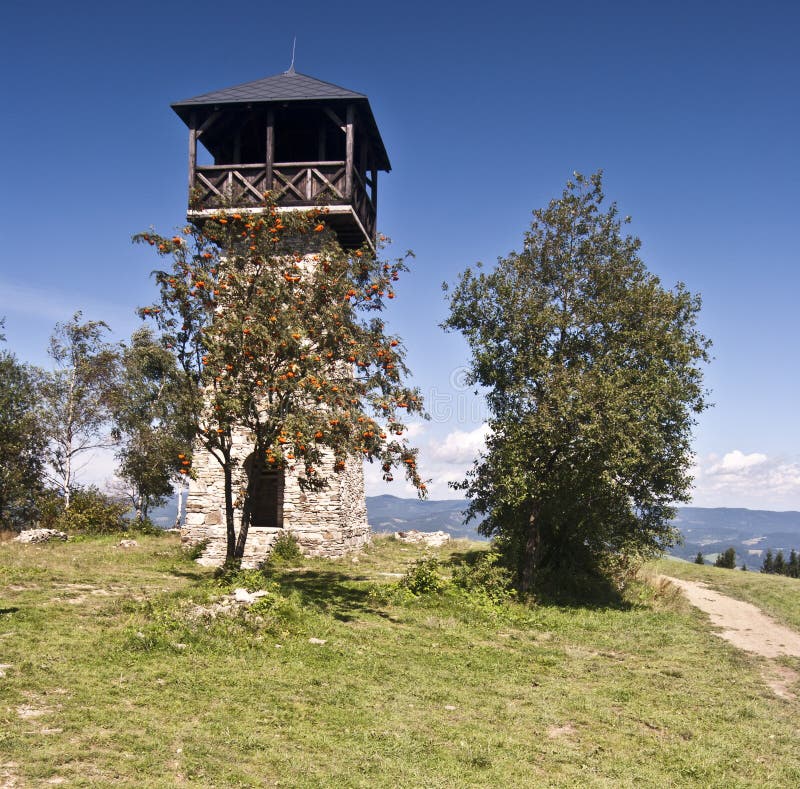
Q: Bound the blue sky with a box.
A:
[1,0,798,507]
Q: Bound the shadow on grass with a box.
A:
[532,572,632,611]
[168,568,211,582]
[273,570,384,622]
[447,548,631,610]
[448,548,490,567]
[0,607,20,615]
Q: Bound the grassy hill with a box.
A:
[2,535,798,786]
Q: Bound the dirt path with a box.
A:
[662,576,800,658]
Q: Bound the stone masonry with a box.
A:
[183,429,370,567]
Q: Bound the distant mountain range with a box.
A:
[366,495,482,540]
[671,507,800,568]
[150,495,800,571]
[365,497,800,570]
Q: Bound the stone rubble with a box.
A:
[394,530,451,547]
[14,529,68,544]
[188,587,274,619]
[233,588,269,604]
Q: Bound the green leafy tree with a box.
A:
[715,547,736,569]
[694,552,704,565]
[0,320,47,529]
[773,549,786,575]
[443,172,710,592]
[136,202,426,563]
[39,313,120,509]
[787,549,799,579]
[761,549,774,574]
[110,327,194,522]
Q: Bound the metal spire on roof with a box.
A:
[285,37,297,74]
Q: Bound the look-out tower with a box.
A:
[172,69,391,565]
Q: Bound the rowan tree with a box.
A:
[443,172,710,593]
[135,201,426,562]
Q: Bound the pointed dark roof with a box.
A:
[172,70,367,107]
[171,70,390,171]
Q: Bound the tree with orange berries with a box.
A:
[135,200,426,564]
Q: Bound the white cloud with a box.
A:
[692,449,800,510]
[403,421,427,439]
[364,422,490,500]
[708,450,767,474]
[428,423,491,464]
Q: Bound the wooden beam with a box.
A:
[345,104,354,199]
[266,110,274,191]
[371,168,378,216]
[323,106,345,132]
[188,113,197,193]
[196,111,220,138]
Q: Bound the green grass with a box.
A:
[1,535,798,787]
[651,556,800,632]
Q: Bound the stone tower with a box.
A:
[171,69,391,566]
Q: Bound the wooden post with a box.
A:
[371,167,378,214]
[265,110,274,191]
[188,112,197,194]
[345,104,354,199]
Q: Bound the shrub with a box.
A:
[55,486,128,534]
[270,532,304,563]
[451,550,516,604]
[399,557,447,595]
[185,538,209,562]
[214,566,271,592]
[127,517,164,536]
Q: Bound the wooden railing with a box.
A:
[191,161,376,239]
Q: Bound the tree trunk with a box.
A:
[520,503,541,594]
[63,447,72,510]
[234,450,260,560]
[223,463,236,562]
[174,484,184,529]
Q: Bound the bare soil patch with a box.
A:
[662,576,800,658]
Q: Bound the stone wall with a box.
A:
[182,431,370,567]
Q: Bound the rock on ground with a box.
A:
[14,529,68,544]
[394,530,451,547]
